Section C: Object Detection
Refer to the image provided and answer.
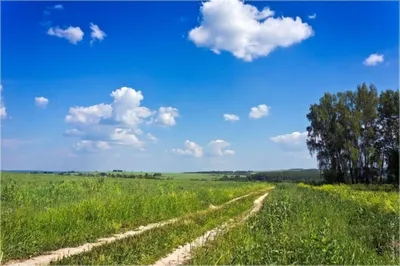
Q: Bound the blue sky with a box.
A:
[1,0,398,172]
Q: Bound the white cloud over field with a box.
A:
[172,139,235,158]
[188,0,314,61]
[64,86,179,154]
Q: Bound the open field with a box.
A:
[1,171,221,181]
[1,172,271,261]
[189,183,400,265]
[51,191,270,265]
[2,172,399,265]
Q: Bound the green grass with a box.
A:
[52,192,263,265]
[157,172,221,180]
[189,183,400,265]
[299,183,399,213]
[1,173,270,261]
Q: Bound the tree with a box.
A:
[306,83,399,185]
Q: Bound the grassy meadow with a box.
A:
[52,191,267,265]
[189,183,400,265]
[1,172,270,261]
[1,171,399,265]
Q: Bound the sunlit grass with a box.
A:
[190,183,400,265]
[1,173,270,261]
[298,183,399,214]
[51,192,262,265]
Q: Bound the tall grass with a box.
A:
[190,183,400,265]
[298,183,399,214]
[52,193,261,265]
[1,175,270,261]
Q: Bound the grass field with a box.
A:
[189,183,400,265]
[1,172,399,265]
[51,192,265,265]
[1,172,270,261]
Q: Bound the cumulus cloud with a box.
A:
[35,97,49,108]
[134,128,144,135]
[66,103,112,125]
[154,107,180,126]
[0,85,7,119]
[73,140,111,153]
[223,113,239,122]
[172,139,235,158]
[249,104,270,119]
[270,131,308,151]
[147,133,158,142]
[172,140,203,158]
[206,140,235,156]
[188,0,313,62]
[90,23,107,45]
[64,86,178,154]
[47,26,84,44]
[109,128,143,147]
[363,53,384,66]
[308,13,316,19]
[108,87,154,126]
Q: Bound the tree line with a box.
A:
[306,83,399,185]
[219,170,324,185]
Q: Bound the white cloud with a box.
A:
[206,140,235,156]
[35,96,49,108]
[65,87,153,127]
[53,4,63,9]
[73,140,111,153]
[63,128,84,137]
[172,139,235,158]
[66,103,112,125]
[308,13,316,19]
[155,107,180,126]
[0,107,6,119]
[249,104,270,119]
[188,0,313,62]
[134,128,144,135]
[0,85,7,119]
[109,87,154,126]
[109,128,143,147]
[147,133,158,142]
[47,26,84,44]
[64,86,178,153]
[90,23,107,45]
[363,53,384,66]
[223,113,239,122]
[172,140,203,158]
[270,131,308,151]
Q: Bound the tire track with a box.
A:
[152,189,273,266]
[4,190,264,266]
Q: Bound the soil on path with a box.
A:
[4,191,262,266]
[152,190,273,266]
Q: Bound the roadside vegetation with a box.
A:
[1,173,269,261]
[189,184,400,265]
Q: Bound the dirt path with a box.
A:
[152,190,273,266]
[4,191,261,266]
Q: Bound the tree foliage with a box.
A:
[306,83,399,184]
